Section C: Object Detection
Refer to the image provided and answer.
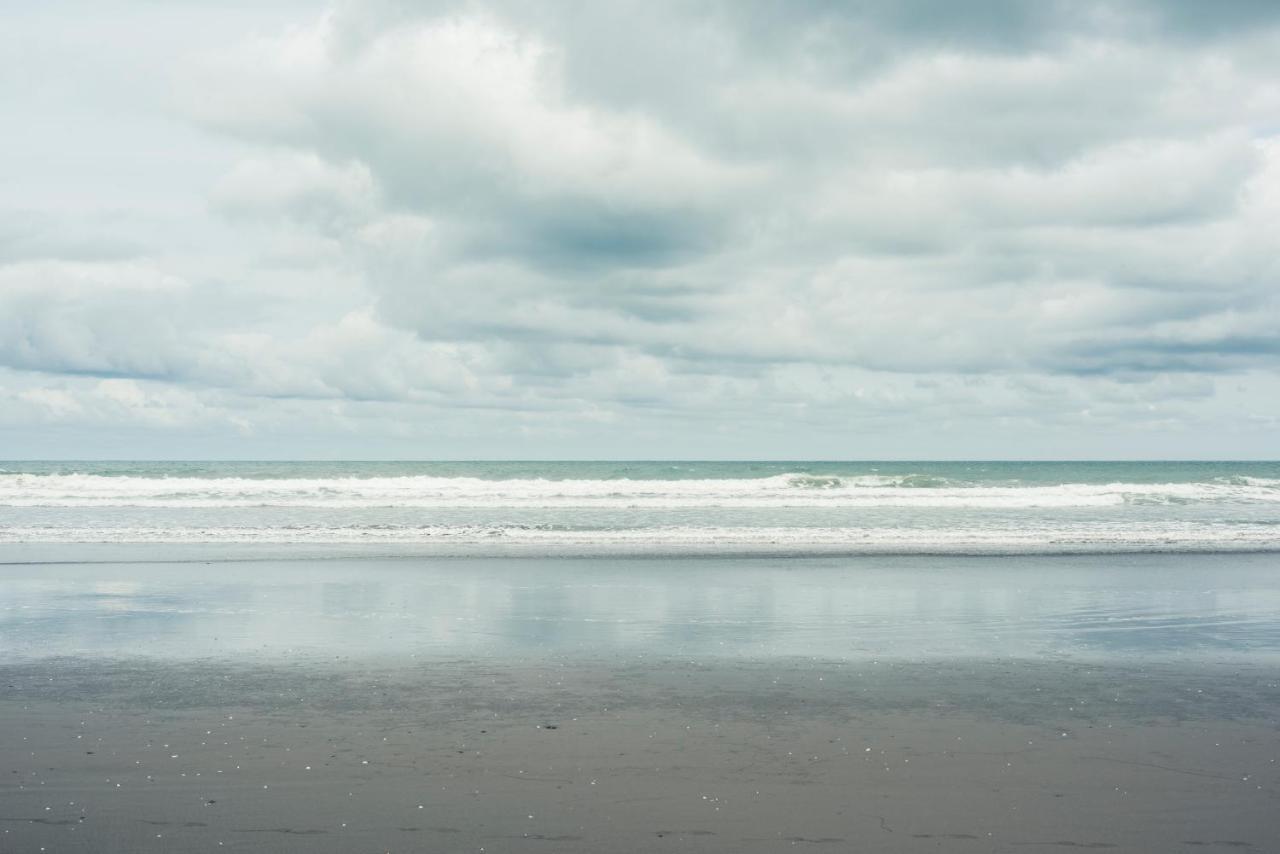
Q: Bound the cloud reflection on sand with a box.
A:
[3,551,1280,664]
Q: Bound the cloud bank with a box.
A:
[2,0,1279,457]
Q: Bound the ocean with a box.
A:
[2,460,1278,553]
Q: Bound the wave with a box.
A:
[1,472,1278,508]
[2,522,1278,552]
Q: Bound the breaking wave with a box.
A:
[1,472,1278,509]
[2,522,1278,553]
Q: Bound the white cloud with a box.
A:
[0,261,193,378]
[212,152,378,232]
[2,0,1280,456]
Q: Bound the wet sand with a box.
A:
[3,657,1278,853]
[2,552,1279,852]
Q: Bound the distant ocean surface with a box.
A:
[2,461,1279,554]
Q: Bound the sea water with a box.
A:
[2,461,1280,663]
[1,460,1278,553]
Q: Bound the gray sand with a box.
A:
[2,657,1278,853]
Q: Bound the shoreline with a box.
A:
[7,542,1280,564]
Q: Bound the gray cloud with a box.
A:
[1,0,1278,456]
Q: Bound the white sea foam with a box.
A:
[1,522,1277,551]
[1,473,1278,508]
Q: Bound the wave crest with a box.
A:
[0,472,1278,508]
[2,522,1278,552]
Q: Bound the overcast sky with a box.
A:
[2,0,1278,459]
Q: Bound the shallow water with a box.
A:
[4,549,1279,663]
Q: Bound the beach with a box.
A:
[3,550,1279,852]
[9,0,1280,845]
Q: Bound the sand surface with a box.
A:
[4,552,1280,852]
[2,656,1277,853]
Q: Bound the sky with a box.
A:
[2,0,1279,460]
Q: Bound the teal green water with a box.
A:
[5,459,1279,483]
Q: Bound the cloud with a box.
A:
[3,375,248,433]
[3,0,1280,456]
[184,3,1279,360]
[190,11,753,269]
[212,152,379,234]
[0,261,195,379]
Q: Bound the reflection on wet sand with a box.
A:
[3,550,1280,852]
[3,552,1280,662]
